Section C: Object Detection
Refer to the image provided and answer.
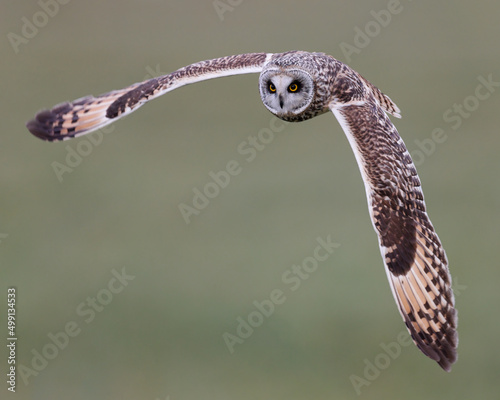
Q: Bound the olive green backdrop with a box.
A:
[2,1,499,399]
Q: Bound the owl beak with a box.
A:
[279,94,284,109]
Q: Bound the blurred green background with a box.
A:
[1,1,499,399]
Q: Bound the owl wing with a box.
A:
[27,53,273,141]
[328,97,458,371]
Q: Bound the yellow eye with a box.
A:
[288,83,299,92]
[269,83,276,92]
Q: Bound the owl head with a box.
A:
[259,67,315,121]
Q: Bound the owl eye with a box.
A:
[268,82,276,93]
[288,82,300,92]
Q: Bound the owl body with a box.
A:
[26,50,458,371]
[257,51,398,125]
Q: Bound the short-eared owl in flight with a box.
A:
[27,51,458,371]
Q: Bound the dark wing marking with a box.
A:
[27,53,272,141]
[329,96,458,371]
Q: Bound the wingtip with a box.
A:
[438,340,458,372]
[26,112,56,141]
[440,362,452,373]
[26,102,80,142]
[438,350,457,372]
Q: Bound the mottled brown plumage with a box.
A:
[330,101,457,371]
[26,51,458,370]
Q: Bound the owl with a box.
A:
[27,51,458,371]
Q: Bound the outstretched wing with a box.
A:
[27,53,273,141]
[329,91,458,371]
